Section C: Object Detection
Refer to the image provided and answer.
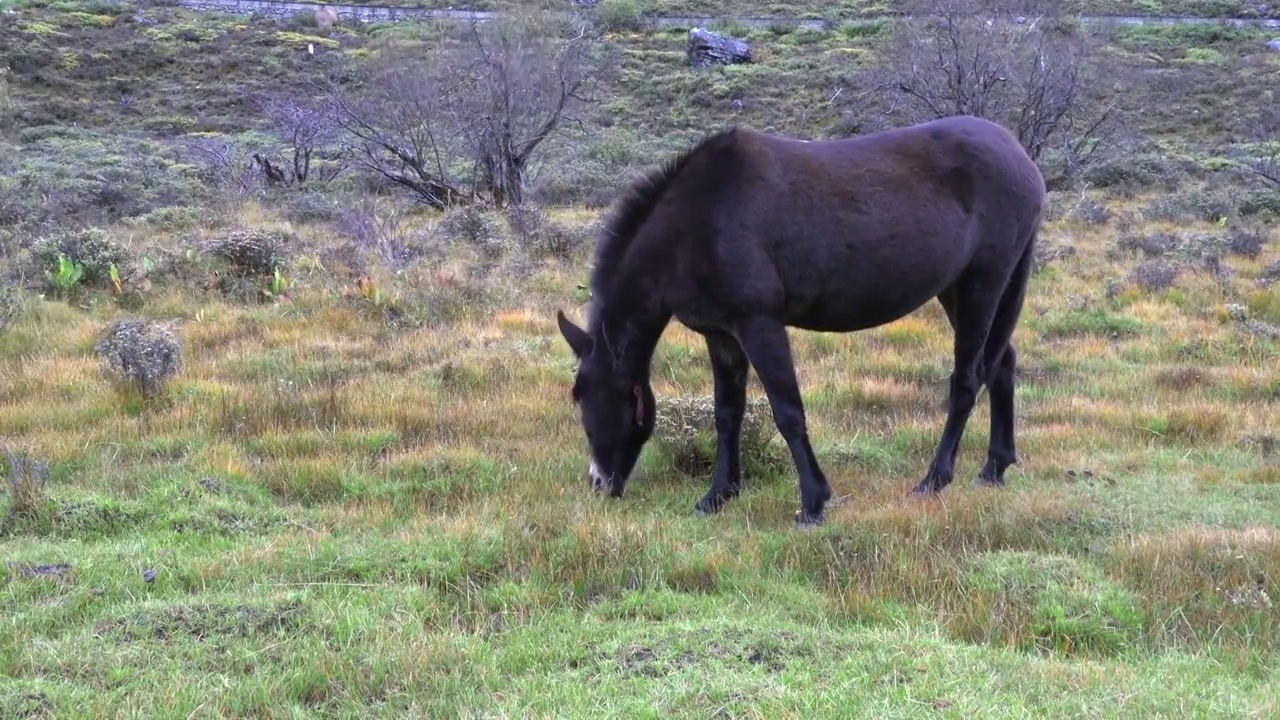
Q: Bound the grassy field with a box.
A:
[2,197,1278,717]
[3,0,1280,717]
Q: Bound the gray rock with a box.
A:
[687,27,752,68]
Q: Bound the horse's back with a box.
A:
[701,118,1044,331]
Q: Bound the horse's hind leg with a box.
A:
[978,240,1035,487]
[694,331,750,516]
[978,344,1018,487]
[911,272,1003,496]
[735,316,833,526]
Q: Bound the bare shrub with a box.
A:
[283,191,341,224]
[1112,231,1178,259]
[1258,261,1280,288]
[864,0,1118,190]
[435,206,508,260]
[94,318,183,402]
[1032,239,1077,272]
[1128,260,1180,292]
[182,135,267,199]
[203,229,293,302]
[1143,189,1237,224]
[321,13,596,209]
[1225,225,1269,260]
[1073,200,1112,226]
[206,228,290,277]
[532,219,596,261]
[449,15,592,208]
[1111,228,1264,265]
[335,198,423,269]
[1233,106,1280,189]
[256,93,347,185]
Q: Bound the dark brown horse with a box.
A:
[556,115,1046,527]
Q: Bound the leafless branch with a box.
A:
[256,93,346,185]
[181,136,262,197]
[1234,108,1280,188]
[862,0,1120,189]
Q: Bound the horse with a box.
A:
[555,115,1046,527]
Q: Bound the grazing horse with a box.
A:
[556,115,1046,527]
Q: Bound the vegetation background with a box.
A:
[1,0,1278,716]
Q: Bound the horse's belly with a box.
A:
[782,262,957,333]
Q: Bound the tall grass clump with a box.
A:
[1,439,51,519]
[0,286,26,334]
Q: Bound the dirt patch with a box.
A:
[5,562,73,579]
[609,628,809,678]
[96,601,308,644]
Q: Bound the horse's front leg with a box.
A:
[734,317,833,527]
[694,331,749,516]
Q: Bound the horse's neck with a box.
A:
[594,304,669,379]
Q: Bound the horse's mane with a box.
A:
[587,127,740,325]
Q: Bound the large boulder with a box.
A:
[687,27,752,68]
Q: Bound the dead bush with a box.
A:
[206,228,290,277]
[1128,260,1180,292]
[94,318,184,402]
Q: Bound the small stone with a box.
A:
[1267,38,1280,52]
[143,569,157,583]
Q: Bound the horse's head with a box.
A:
[556,310,655,497]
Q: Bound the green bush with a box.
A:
[597,0,646,33]
[29,227,134,290]
[1239,188,1280,218]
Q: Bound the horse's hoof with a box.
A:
[693,498,725,517]
[795,509,825,528]
[909,481,937,496]
[975,475,1006,489]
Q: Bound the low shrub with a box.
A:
[29,227,134,292]
[653,395,784,479]
[94,318,184,402]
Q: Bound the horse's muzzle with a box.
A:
[589,462,623,497]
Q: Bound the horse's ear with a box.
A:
[556,309,592,359]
